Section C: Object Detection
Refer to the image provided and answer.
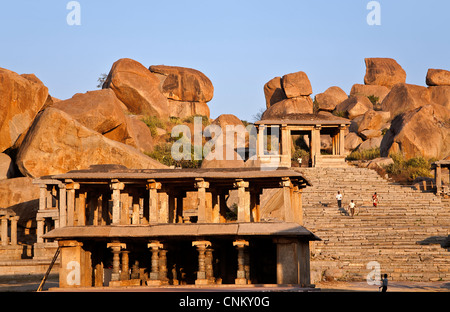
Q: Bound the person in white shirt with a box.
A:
[336,191,343,209]
[348,200,356,217]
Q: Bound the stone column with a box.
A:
[233,240,249,284]
[110,181,125,225]
[292,186,303,225]
[158,191,169,223]
[59,184,67,227]
[205,248,215,284]
[36,217,44,244]
[280,124,291,167]
[39,185,47,212]
[131,260,140,280]
[158,249,169,285]
[192,240,211,285]
[435,164,442,195]
[1,217,8,246]
[234,179,250,222]
[77,191,86,226]
[211,190,220,223]
[281,177,293,222]
[257,124,266,158]
[107,242,126,282]
[148,241,163,285]
[339,125,346,156]
[120,250,130,280]
[195,178,210,223]
[10,216,19,246]
[147,180,161,223]
[66,182,80,227]
[131,194,141,225]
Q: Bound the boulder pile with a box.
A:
[261,57,450,160]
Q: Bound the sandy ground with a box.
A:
[315,280,450,292]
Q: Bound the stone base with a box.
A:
[146,279,162,286]
[0,245,23,260]
[33,242,58,260]
[195,278,209,285]
[109,279,141,287]
[234,278,248,285]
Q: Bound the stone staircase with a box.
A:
[295,167,450,282]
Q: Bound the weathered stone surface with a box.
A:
[124,115,154,153]
[167,99,210,119]
[335,95,373,119]
[344,132,363,151]
[261,97,314,119]
[380,104,450,159]
[364,58,407,88]
[16,108,166,177]
[358,136,383,151]
[149,65,214,103]
[52,89,129,141]
[315,86,348,112]
[426,68,450,86]
[103,58,169,118]
[281,71,313,98]
[0,153,14,180]
[0,177,39,226]
[264,77,286,108]
[357,109,389,133]
[381,83,431,118]
[350,84,390,104]
[429,86,450,109]
[366,157,394,170]
[360,129,382,140]
[0,68,49,152]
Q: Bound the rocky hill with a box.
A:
[262,58,450,162]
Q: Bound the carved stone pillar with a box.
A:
[234,179,250,222]
[10,216,19,246]
[158,249,169,285]
[110,181,125,225]
[147,180,162,223]
[120,250,130,280]
[205,248,215,284]
[1,217,8,246]
[195,178,210,223]
[147,241,163,285]
[192,240,211,285]
[233,240,249,284]
[107,242,126,282]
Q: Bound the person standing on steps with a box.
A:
[348,200,356,217]
[336,191,343,210]
[379,274,388,292]
[372,192,378,207]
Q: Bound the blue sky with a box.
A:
[1,0,449,121]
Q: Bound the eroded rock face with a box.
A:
[350,84,390,104]
[364,58,407,88]
[335,95,373,119]
[263,76,286,108]
[281,71,313,98]
[380,104,450,159]
[315,86,348,112]
[381,83,431,118]
[261,96,314,119]
[16,108,166,177]
[426,68,450,86]
[0,68,49,152]
[149,65,214,103]
[103,58,169,118]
